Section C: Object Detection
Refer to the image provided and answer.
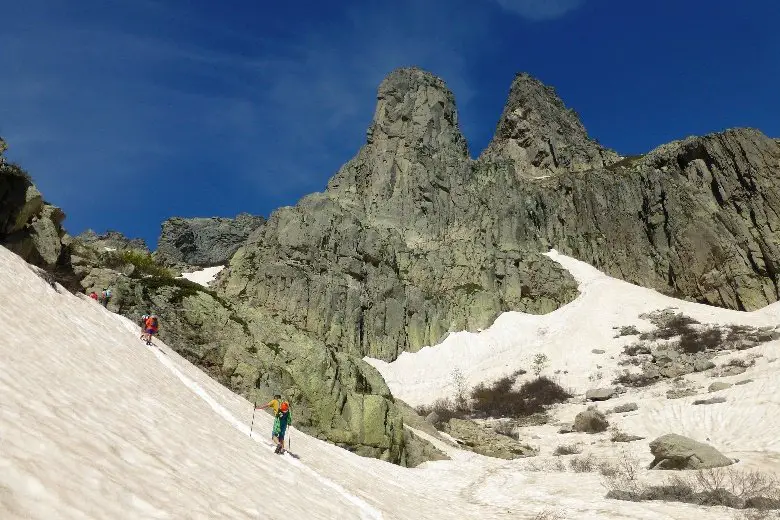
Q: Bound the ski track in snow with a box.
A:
[4,244,780,519]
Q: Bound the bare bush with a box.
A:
[531,508,564,520]
[451,367,469,411]
[601,451,646,497]
[604,465,780,511]
[569,454,597,473]
[532,353,550,377]
[553,444,582,456]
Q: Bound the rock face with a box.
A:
[648,434,733,470]
[77,230,149,253]
[222,68,579,362]
[221,67,780,368]
[156,213,265,267]
[0,149,67,271]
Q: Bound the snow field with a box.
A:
[179,265,225,287]
[3,245,780,519]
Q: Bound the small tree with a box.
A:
[451,367,468,411]
[532,353,549,377]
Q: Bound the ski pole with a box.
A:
[250,399,257,438]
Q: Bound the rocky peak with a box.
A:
[155,213,265,267]
[367,67,468,156]
[326,68,471,229]
[482,72,618,177]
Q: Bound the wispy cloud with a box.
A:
[492,0,585,20]
[0,0,491,241]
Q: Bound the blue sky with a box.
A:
[2,0,779,248]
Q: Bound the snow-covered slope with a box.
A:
[2,245,779,519]
[366,250,780,408]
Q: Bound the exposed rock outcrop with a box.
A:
[156,213,265,267]
[0,145,68,273]
[77,230,149,254]
[443,418,537,459]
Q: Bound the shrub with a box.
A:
[532,353,550,377]
[615,325,640,337]
[604,465,780,511]
[121,250,173,278]
[554,444,582,456]
[518,376,571,409]
[679,328,723,354]
[469,375,571,418]
[569,454,598,473]
[623,343,651,356]
[451,367,469,411]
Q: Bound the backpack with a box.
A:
[105,289,112,298]
[150,316,159,329]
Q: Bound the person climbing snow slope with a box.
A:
[273,400,292,454]
[143,314,159,345]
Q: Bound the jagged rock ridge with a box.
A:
[221,67,780,368]
[222,68,579,362]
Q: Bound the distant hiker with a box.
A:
[99,288,112,307]
[89,291,98,301]
[274,400,292,454]
[139,314,149,339]
[143,314,159,345]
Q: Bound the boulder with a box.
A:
[708,382,733,393]
[693,397,727,405]
[610,402,639,414]
[573,408,609,433]
[558,423,575,434]
[585,387,617,401]
[693,359,716,372]
[648,434,733,470]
